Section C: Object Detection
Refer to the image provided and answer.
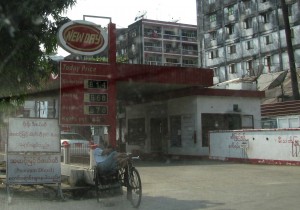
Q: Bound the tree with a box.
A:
[0,0,76,103]
[280,0,299,100]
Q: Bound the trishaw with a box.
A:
[93,154,142,208]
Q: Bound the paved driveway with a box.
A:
[1,160,300,210]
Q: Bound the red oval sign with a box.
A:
[57,20,108,55]
[63,24,104,52]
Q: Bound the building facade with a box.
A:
[196,0,300,84]
[125,19,199,67]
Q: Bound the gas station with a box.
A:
[58,18,264,158]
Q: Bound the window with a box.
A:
[166,58,178,63]
[261,118,277,128]
[289,118,299,128]
[242,115,254,129]
[127,118,146,145]
[201,113,242,147]
[264,56,271,67]
[288,5,293,17]
[228,6,234,16]
[129,29,137,38]
[265,35,272,45]
[224,6,234,16]
[277,117,300,128]
[244,18,252,29]
[210,31,217,40]
[291,28,294,38]
[213,67,219,76]
[209,13,217,23]
[165,30,175,35]
[246,40,253,50]
[246,59,253,71]
[229,63,237,73]
[182,30,196,38]
[226,24,234,35]
[261,12,270,23]
[228,45,236,54]
[243,0,251,9]
[183,59,196,65]
[208,49,219,59]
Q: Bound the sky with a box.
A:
[63,0,197,28]
[57,0,197,56]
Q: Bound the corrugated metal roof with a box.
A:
[261,100,300,117]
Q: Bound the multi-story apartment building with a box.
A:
[123,19,199,67]
[197,0,300,84]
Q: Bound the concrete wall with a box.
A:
[210,129,300,165]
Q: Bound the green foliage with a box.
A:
[86,55,129,63]
[0,0,76,105]
[117,55,129,63]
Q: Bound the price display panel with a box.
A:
[84,93,108,103]
[84,105,108,115]
[84,80,108,89]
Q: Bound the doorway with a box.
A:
[150,118,168,152]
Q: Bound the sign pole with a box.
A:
[108,22,117,147]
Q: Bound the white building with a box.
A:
[125,88,263,157]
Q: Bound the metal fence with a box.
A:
[61,144,91,165]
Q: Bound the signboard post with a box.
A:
[58,20,117,147]
[6,118,62,201]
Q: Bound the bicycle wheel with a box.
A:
[127,167,142,208]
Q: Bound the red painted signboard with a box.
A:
[60,61,116,126]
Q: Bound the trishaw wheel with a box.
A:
[127,168,142,208]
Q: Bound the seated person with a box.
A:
[94,143,128,174]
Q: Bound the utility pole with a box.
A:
[280,0,300,100]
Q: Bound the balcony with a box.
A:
[144,46,162,53]
[182,63,198,68]
[224,0,236,7]
[182,49,198,56]
[163,34,181,41]
[181,36,197,42]
[144,28,162,39]
[258,1,273,13]
[164,62,181,67]
[145,61,162,66]
[205,1,222,14]
[144,32,162,39]
[164,48,181,54]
